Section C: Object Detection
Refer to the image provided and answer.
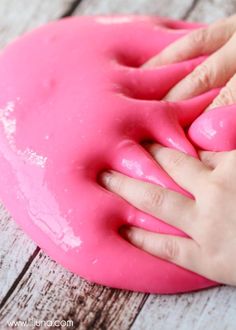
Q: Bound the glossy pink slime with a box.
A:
[0,16,233,294]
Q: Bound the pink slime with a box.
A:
[0,16,234,294]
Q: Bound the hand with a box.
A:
[100,144,236,286]
[144,15,236,111]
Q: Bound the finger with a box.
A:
[213,150,236,180]
[206,73,236,111]
[164,33,236,102]
[143,19,233,68]
[147,144,209,194]
[199,150,227,168]
[120,226,201,274]
[100,171,195,235]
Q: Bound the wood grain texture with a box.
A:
[0,0,75,307]
[0,0,75,48]
[132,286,236,330]
[187,0,236,22]
[1,0,236,329]
[0,204,36,302]
[75,0,196,19]
[0,252,146,329]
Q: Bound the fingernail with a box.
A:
[100,171,113,188]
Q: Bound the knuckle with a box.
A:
[162,238,179,261]
[202,153,214,167]
[215,87,236,106]
[142,187,165,210]
[191,63,211,89]
[168,51,182,63]
[133,231,146,249]
[190,29,208,46]
[168,153,186,172]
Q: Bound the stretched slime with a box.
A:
[0,16,234,294]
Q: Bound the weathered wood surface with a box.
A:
[77,0,236,23]
[187,0,236,22]
[133,286,236,330]
[0,251,146,329]
[76,0,194,19]
[0,0,76,305]
[0,204,36,302]
[0,0,76,48]
[0,0,236,329]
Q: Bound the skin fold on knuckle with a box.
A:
[190,63,212,91]
[166,152,187,174]
[163,44,186,63]
[218,21,235,41]
[212,85,236,107]
[189,29,208,50]
[200,152,215,168]
[141,186,165,212]
[131,230,146,249]
[161,237,179,261]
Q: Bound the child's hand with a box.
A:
[101,145,236,285]
[144,15,236,111]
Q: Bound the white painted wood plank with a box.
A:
[0,0,75,303]
[0,0,74,48]
[75,0,195,20]
[187,0,236,23]
[0,251,146,330]
[76,0,236,23]
[132,286,236,330]
[0,204,36,301]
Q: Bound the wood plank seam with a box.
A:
[0,247,40,310]
[127,293,149,328]
[181,0,200,20]
[0,0,85,312]
[62,0,85,17]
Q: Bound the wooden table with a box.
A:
[0,1,236,329]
